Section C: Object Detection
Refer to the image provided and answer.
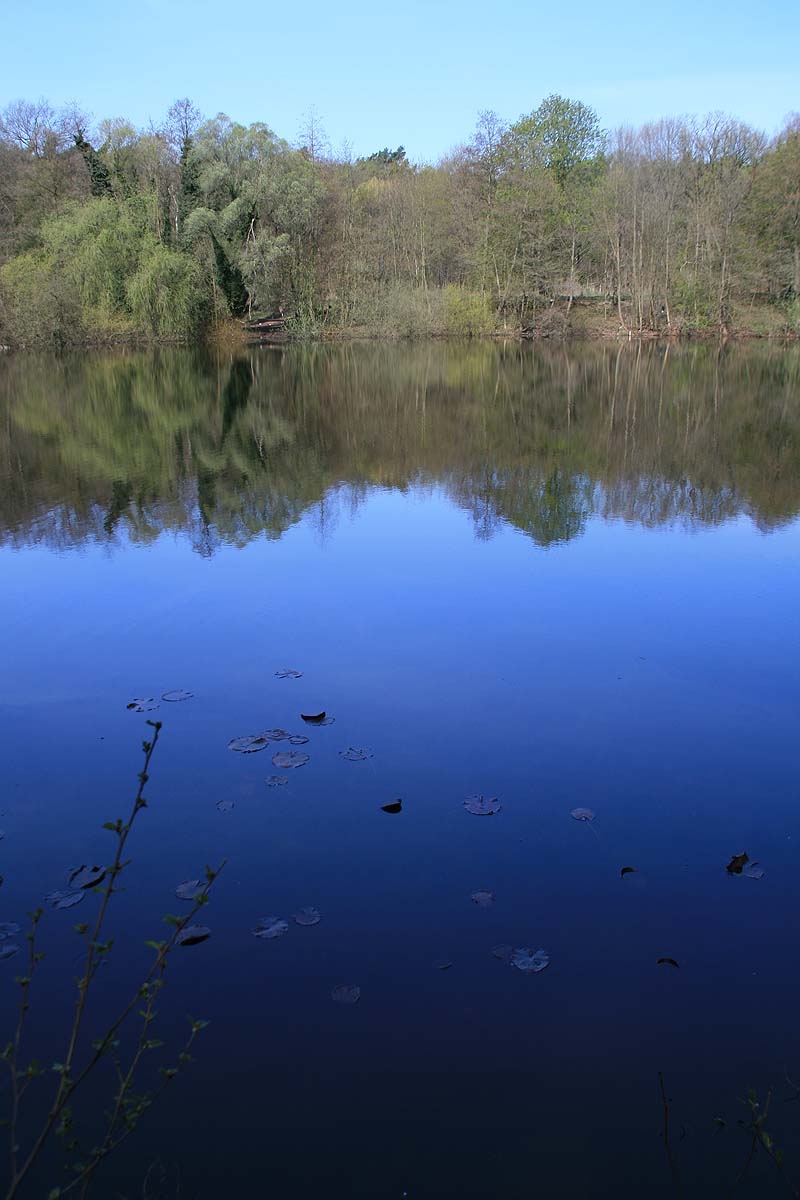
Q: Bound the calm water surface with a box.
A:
[1,342,799,1198]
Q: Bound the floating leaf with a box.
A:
[272,750,310,770]
[744,862,765,880]
[175,880,204,901]
[265,775,289,788]
[301,711,326,724]
[176,925,211,947]
[570,807,594,822]
[228,734,269,754]
[69,865,106,890]
[275,669,302,680]
[471,890,495,908]
[726,852,749,875]
[288,734,310,746]
[262,729,289,742]
[381,800,402,814]
[216,799,235,813]
[463,795,501,816]
[340,747,372,762]
[620,867,638,878]
[331,984,361,1005]
[45,890,84,911]
[435,960,453,971]
[0,944,20,962]
[0,922,21,939]
[294,907,321,927]
[127,697,158,713]
[657,957,680,969]
[511,948,550,974]
[253,917,288,940]
[490,944,514,963]
[162,689,193,703]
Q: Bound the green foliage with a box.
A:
[126,243,207,336]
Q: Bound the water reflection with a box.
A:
[1,341,799,554]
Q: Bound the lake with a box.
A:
[1,340,799,1199]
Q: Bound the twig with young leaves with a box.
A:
[2,721,225,1200]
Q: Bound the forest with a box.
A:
[0,94,798,345]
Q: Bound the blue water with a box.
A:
[1,343,799,1198]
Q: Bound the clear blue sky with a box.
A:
[2,0,797,160]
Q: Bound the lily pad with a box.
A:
[0,944,20,962]
[253,917,289,940]
[265,775,289,788]
[228,734,270,754]
[175,880,205,901]
[570,807,595,822]
[657,957,680,969]
[490,944,514,963]
[127,697,159,713]
[620,866,637,878]
[471,890,495,907]
[331,984,361,1005]
[726,852,749,875]
[511,947,550,974]
[272,750,310,770]
[162,689,193,703]
[301,711,327,724]
[294,907,321,927]
[262,729,289,742]
[176,924,211,947]
[744,862,765,880]
[340,747,372,762]
[0,922,21,939]
[464,795,502,816]
[288,734,310,746]
[275,669,302,680]
[217,799,235,813]
[381,799,403,814]
[45,890,85,911]
[69,865,106,890]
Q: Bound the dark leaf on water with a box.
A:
[228,735,269,754]
[162,689,193,703]
[127,697,159,713]
[272,750,310,770]
[331,984,361,1005]
[288,734,310,746]
[45,890,85,911]
[69,865,106,890]
[464,795,502,816]
[253,917,288,940]
[0,944,20,962]
[275,669,302,680]
[620,867,638,878]
[340,747,372,763]
[657,957,680,969]
[491,944,513,963]
[0,922,21,939]
[175,880,204,902]
[744,862,765,879]
[726,852,749,875]
[570,807,594,822]
[294,907,321,927]
[471,890,495,908]
[176,925,211,947]
[511,948,550,974]
[265,775,289,788]
[216,799,235,813]
[301,712,326,724]
[381,800,402,814]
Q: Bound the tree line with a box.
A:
[0,95,798,345]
